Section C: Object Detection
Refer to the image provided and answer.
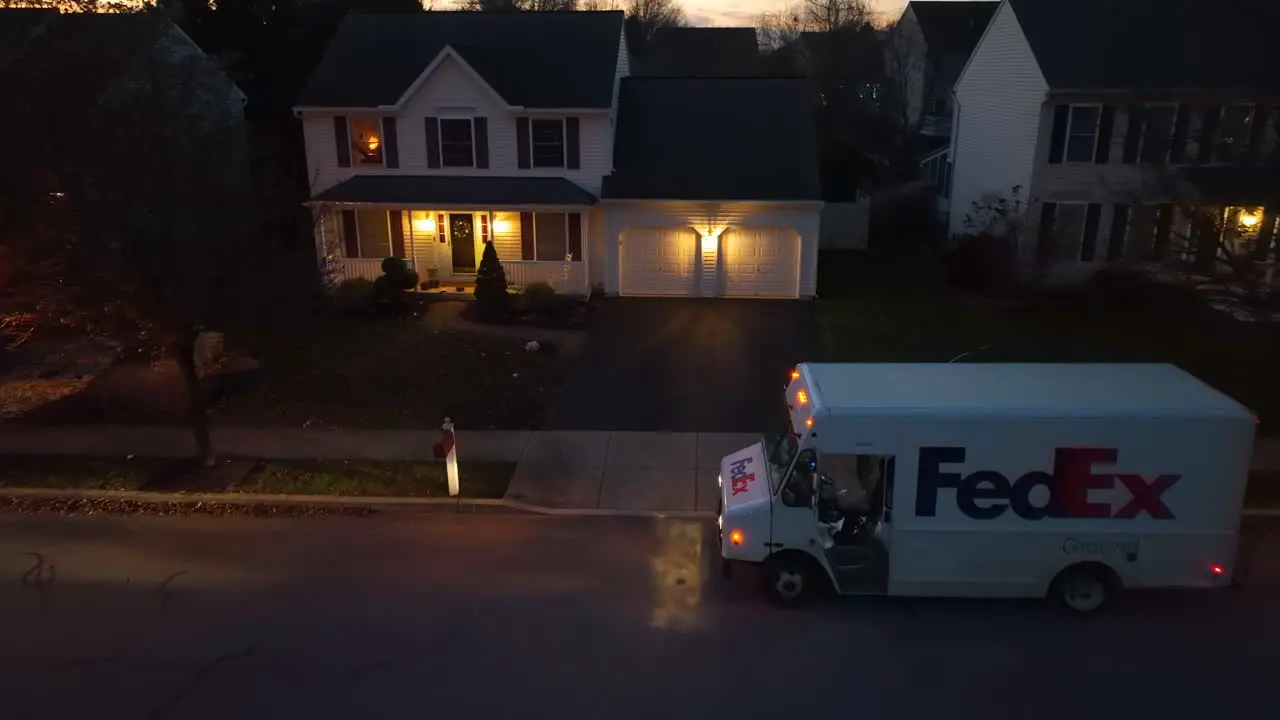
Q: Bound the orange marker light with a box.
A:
[729,530,744,545]
[790,369,801,381]
[805,417,814,428]
[796,389,808,406]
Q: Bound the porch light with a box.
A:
[1240,211,1260,228]
[412,215,435,234]
[493,218,512,233]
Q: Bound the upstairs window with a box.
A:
[1065,105,1100,162]
[350,116,383,166]
[1139,104,1177,164]
[439,118,475,167]
[530,119,566,168]
[1214,105,1255,165]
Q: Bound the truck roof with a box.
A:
[800,363,1255,419]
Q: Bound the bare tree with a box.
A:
[0,11,254,463]
[458,0,575,10]
[578,0,621,9]
[625,0,683,47]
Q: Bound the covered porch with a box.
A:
[312,175,598,294]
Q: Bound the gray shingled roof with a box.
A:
[601,78,821,201]
[312,175,598,205]
[1008,0,1280,91]
[296,11,625,109]
[907,1,997,58]
[634,27,762,77]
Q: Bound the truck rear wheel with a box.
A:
[763,553,810,608]
[1049,564,1115,614]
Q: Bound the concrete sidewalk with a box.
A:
[1,424,1278,513]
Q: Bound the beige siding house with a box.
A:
[949,0,1280,285]
[297,11,823,299]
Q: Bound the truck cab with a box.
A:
[718,365,895,606]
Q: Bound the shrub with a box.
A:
[521,281,557,316]
[370,257,420,318]
[943,233,1017,295]
[333,277,374,315]
[474,242,509,321]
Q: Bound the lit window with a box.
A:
[350,117,383,166]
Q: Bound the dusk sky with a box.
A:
[682,0,910,27]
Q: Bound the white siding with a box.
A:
[947,0,1047,237]
[612,26,630,120]
[300,52,613,196]
[601,201,822,298]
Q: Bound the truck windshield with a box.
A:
[763,429,799,493]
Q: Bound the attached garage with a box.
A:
[720,228,801,298]
[599,77,824,299]
[619,228,699,296]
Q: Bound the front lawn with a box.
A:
[816,254,1280,432]
[0,455,515,499]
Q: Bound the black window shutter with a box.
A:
[566,117,581,170]
[389,211,405,257]
[1107,204,1130,261]
[1195,105,1221,165]
[516,117,531,169]
[520,211,535,260]
[341,210,359,257]
[1169,105,1192,163]
[567,212,583,260]
[383,117,399,169]
[474,117,490,169]
[1094,106,1115,164]
[1247,104,1270,164]
[1153,204,1174,260]
[1048,105,1070,164]
[334,116,351,168]
[1036,203,1058,263]
[424,117,441,169]
[1121,106,1143,164]
[1080,204,1102,261]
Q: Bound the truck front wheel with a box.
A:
[763,553,810,608]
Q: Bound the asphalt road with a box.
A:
[1,511,1278,720]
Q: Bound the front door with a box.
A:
[450,214,476,272]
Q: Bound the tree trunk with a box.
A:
[173,330,213,466]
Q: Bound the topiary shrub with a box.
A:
[474,242,509,321]
[520,281,557,316]
[371,257,420,318]
[334,277,375,316]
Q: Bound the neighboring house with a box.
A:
[889,1,997,139]
[949,0,1280,285]
[297,11,823,299]
[632,26,763,77]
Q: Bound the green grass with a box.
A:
[0,456,515,499]
[815,253,1280,433]
[0,456,167,491]
[213,314,570,430]
[239,459,515,499]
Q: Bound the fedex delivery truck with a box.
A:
[716,362,1256,612]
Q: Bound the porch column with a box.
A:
[406,211,417,273]
[580,210,589,294]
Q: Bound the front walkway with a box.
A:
[1,425,1278,512]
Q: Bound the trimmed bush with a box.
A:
[521,281,557,316]
[334,277,374,315]
[370,257,420,318]
[474,242,510,321]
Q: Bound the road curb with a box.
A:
[502,498,716,519]
[1243,508,1280,518]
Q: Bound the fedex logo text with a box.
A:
[914,447,1180,521]
[729,457,758,497]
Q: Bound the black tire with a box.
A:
[763,553,810,608]
[1048,564,1115,614]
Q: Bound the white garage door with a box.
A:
[619,228,699,297]
[721,228,801,298]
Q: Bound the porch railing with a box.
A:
[337,258,385,282]
[504,261,588,293]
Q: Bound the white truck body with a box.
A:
[717,363,1256,606]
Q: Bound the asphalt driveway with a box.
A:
[546,298,820,432]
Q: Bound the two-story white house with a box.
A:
[949,0,1280,285]
[296,11,823,299]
